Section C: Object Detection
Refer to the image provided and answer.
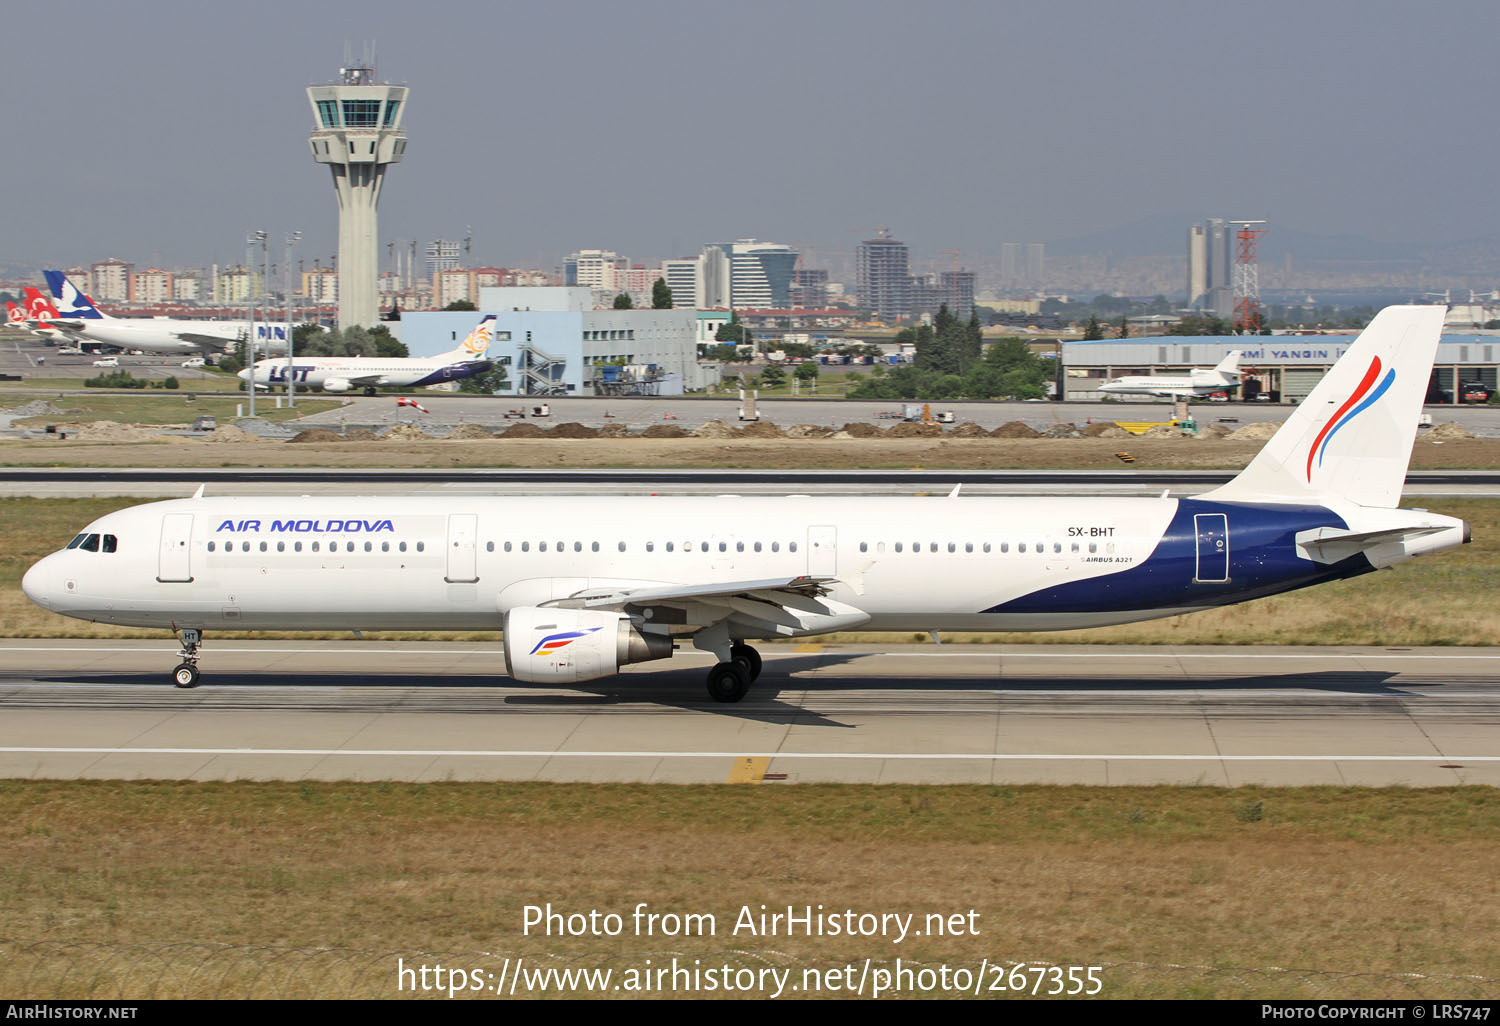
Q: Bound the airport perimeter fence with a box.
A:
[2,938,1497,999]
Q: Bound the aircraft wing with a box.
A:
[554,576,869,641]
[170,333,235,350]
[338,373,388,387]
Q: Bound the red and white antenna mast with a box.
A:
[1231,219,1268,334]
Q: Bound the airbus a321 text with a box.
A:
[23,307,1468,702]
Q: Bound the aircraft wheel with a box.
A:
[172,663,200,689]
[730,643,762,681]
[705,661,751,703]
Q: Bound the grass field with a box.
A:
[9,393,339,426]
[0,782,1496,998]
[2,495,1495,645]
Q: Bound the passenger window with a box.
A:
[701,542,709,552]
[666,542,674,552]
[1071,542,1079,553]
[260,541,268,552]
[1019,543,1026,553]
[754,542,762,552]
[646,542,654,552]
[366,541,374,552]
[895,542,903,553]
[772,542,780,553]
[278,541,285,552]
[574,542,582,552]
[877,542,886,553]
[485,541,493,552]
[312,541,320,552]
[859,542,868,553]
[736,541,744,552]
[1053,543,1061,553]
[242,541,250,552]
[618,542,625,552]
[591,542,599,552]
[520,541,528,552]
[103,535,117,553]
[348,541,356,553]
[540,542,548,552]
[556,541,563,552]
[965,542,973,553]
[984,542,992,553]
[718,542,727,552]
[416,541,425,553]
[502,542,510,552]
[790,542,798,552]
[294,541,302,552]
[207,541,216,552]
[81,534,100,552]
[1089,542,1097,553]
[929,543,937,553]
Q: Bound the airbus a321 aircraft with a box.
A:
[1097,350,1242,399]
[238,314,496,394]
[23,306,1468,703]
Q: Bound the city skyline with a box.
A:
[2,0,1497,276]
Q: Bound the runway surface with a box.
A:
[2,639,1498,786]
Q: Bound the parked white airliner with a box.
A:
[23,307,1467,702]
[41,270,292,358]
[1097,350,1242,399]
[238,315,496,394]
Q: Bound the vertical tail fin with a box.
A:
[22,287,61,321]
[444,314,495,360]
[1213,349,1241,380]
[43,271,105,319]
[1200,306,1445,508]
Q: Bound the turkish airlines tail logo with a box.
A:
[6,302,27,324]
[460,315,495,357]
[1306,356,1397,481]
[24,289,59,321]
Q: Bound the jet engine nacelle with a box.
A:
[503,606,673,683]
[322,378,353,393]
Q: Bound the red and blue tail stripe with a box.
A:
[1305,356,1396,481]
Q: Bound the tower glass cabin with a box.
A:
[307,63,408,329]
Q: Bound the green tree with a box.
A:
[651,278,673,309]
[714,311,752,348]
[1118,316,1129,338]
[443,300,477,311]
[613,292,634,309]
[457,365,510,394]
[368,324,408,358]
[794,361,819,383]
[760,364,786,387]
[1083,315,1104,340]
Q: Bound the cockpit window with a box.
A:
[102,535,117,553]
[79,534,100,552]
[66,534,87,549]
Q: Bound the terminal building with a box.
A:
[398,287,719,396]
[1061,334,1500,404]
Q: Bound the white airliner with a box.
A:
[238,315,496,394]
[23,307,1468,702]
[41,270,291,358]
[1097,350,1242,399]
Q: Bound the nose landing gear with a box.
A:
[172,628,202,688]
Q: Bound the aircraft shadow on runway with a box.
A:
[15,649,1425,728]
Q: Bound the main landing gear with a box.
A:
[705,643,762,703]
[172,628,202,688]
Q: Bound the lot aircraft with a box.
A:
[238,315,495,394]
[23,307,1468,702]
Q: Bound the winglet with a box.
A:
[192,484,206,500]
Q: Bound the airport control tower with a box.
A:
[307,51,407,329]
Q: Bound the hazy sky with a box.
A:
[4,0,1496,272]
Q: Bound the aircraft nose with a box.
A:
[22,557,52,610]
[236,368,249,380]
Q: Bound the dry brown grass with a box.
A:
[1,782,1497,998]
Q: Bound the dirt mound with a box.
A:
[1226,422,1278,441]
[1426,421,1474,440]
[200,425,262,444]
[739,420,785,438]
[887,422,942,437]
[1141,424,1184,439]
[691,420,738,438]
[1201,423,1233,437]
[445,423,494,439]
[288,428,344,443]
[1040,423,1083,439]
[990,421,1039,438]
[641,424,689,438]
[948,422,989,437]
[1086,425,1132,439]
[785,424,835,438]
[381,424,434,441]
[839,422,884,437]
[500,422,546,437]
[548,422,600,438]
[341,429,379,442]
[54,421,161,442]
[2,400,61,418]
[596,423,634,438]
[1082,421,1120,437]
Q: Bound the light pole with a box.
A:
[285,230,301,408]
[246,229,267,418]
